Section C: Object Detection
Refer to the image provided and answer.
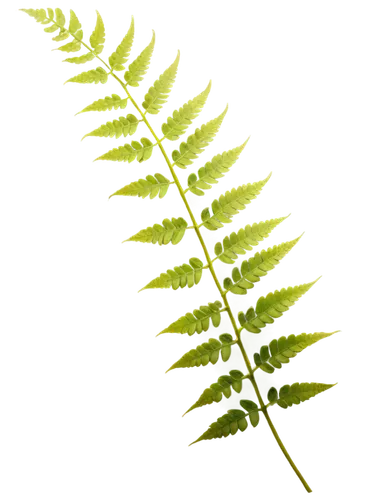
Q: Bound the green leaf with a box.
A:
[64,52,95,64]
[273,382,336,409]
[238,278,320,334]
[161,81,211,141]
[223,236,302,295]
[240,400,260,427]
[68,9,81,34]
[190,407,256,444]
[171,106,228,169]
[56,39,81,53]
[109,16,135,71]
[52,29,69,42]
[254,332,338,374]
[55,8,65,27]
[187,138,249,195]
[44,23,59,33]
[184,369,245,415]
[214,216,288,264]
[109,173,171,200]
[82,114,140,140]
[142,51,180,114]
[65,67,108,85]
[95,137,154,163]
[21,8,48,24]
[167,334,235,372]
[90,10,105,54]
[76,94,128,114]
[201,174,271,231]
[125,31,155,87]
[126,217,188,245]
[140,257,204,291]
[159,300,223,336]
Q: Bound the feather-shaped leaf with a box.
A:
[56,39,81,53]
[167,334,235,372]
[142,51,180,114]
[186,139,249,196]
[223,236,302,295]
[159,300,223,336]
[214,216,288,264]
[76,94,128,114]
[268,382,336,409]
[171,106,228,169]
[254,332,338,374]
[65,67,108,85]
[52,29,69,41]
[109,16,135,71]
[125,31,155,87]
[201,174,271,231]
[110,173,171,200]
[126,217,188,245]
[140,257,204,291]
[184,370,245,415]
[82,114,140,140]
[55,8,65,27]
[64,52,95,64]
[238,278,320,333]
[68,9,81,33]
[21,8,49,24]
[161,81,211,141]
[90,10,105,54]
[95,137,153,163]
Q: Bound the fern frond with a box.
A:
[109,173,171,200]
[76,94,128,114]
[186,139,249,195]
[55,8,65,27]
[126,217,188,245]
[125,31,155,87]
[214,216,288,264]
[167,334,235,371]
[82,114,140,140]
[201,174,271,231]
[21,8,50,24]
[268,382,336,409]
[140,257,204,291]
[64,52,95,64]
[95,137,153,163]
[161,81,211,141]
[89,10,105,55]
[238,278,320,333]
[68,9,81,33]
[65,67,108,85]
[254,332,337,373]
[171,106,228,169]
[55,39,82,53]
[223,236,301,295]
[142,51,180,114]
[158,300,223,336]
[109,16,134,71]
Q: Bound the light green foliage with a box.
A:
[65,67,108,84]
[141,257,203,291]
[76,94,128,114]
[64,52,95,64]
[69,10,81,33]
[110,173,171,200]
[125,31,155,87]
[21,8,49,23]
[214,216,288,264]
[90,11,105,54]
[95,137,153,163]
[126,217,188,245]
[109,17,134,71]
[187,139,249,195]
[161,81,211,140]
[238,279,319,333]
[167,334,235,371]
[82,114,139,139]
[159,300,222,336]
[201,174,271,231]
[254,332,337,373]
[223,236,301,295]
[56,39,81,52]
[268,383,335,409]
[171,106,228,169]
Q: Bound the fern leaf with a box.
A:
[238,278,320,333]
[109,16,135,71]
[142,51,180,114]
[82,114,140,140]
[64,52,95,64]
[254,332,338,374]
[76,94,128,115]
[171,106,228,169]
[56,39,82,53]
[125,31,155,87]
[126,217,188,245]
[90,10,105,55]
[214,216,288,264]
[52,29,69,41]
[55,8,65,27]
[140,257,204,291]
[201,174,271,231]
[65,67,108,85]
[21,8,49,24]
[184,369,245,415]
[110,173,171,200]
[158,300,223,336]
[161,81,211,141]
[167,334,235,372]
[68,9,81,34]
[223,236,301,295]
[95,137,154,163]
[268,382,336,409]
[187,139,249,196]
